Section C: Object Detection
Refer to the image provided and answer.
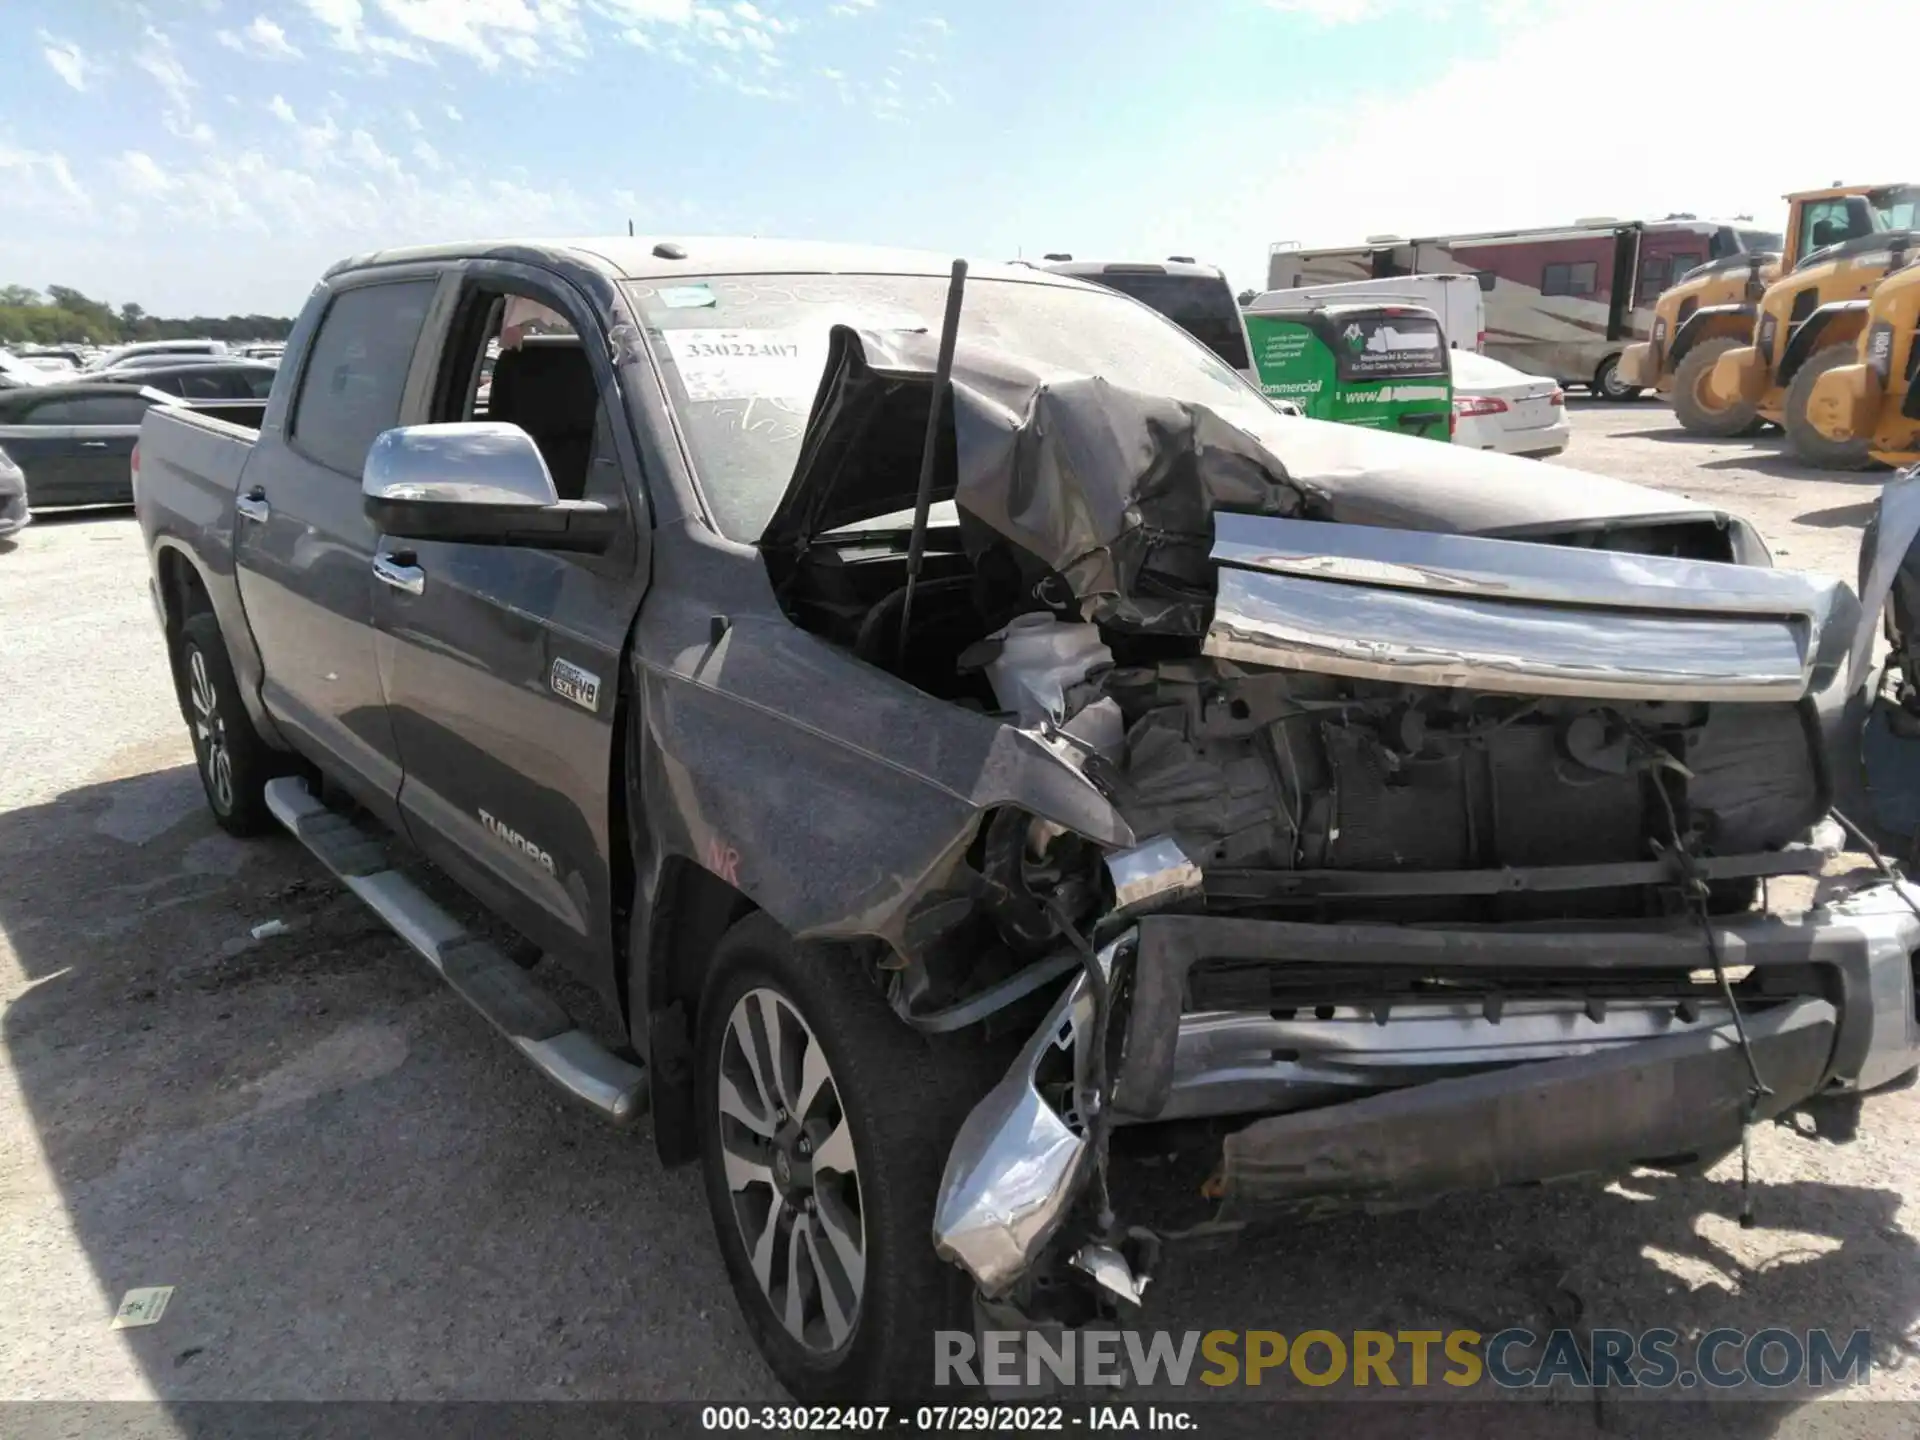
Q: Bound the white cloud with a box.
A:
[304,0,369,49]
[0,142,89,214]
[39,33,98,91]
[918,15,950,31]
[401,107,423,130]
[593,0,695,21]
[269,94,299,124]
[445,103,463,120]
[1263,0,1386,20]
[113,151,173,197]
[218,15,305,58]
[828,0,875,12]
[413,138,444,168]
[133,29,213,144]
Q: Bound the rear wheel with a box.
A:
[1593,354,1641,401]
[1785,342,1877,471]
[695,913,986,1402]
[1672,336,1762,437]
[174,612,282,836]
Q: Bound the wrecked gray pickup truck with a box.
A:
[136,240,1920,1404]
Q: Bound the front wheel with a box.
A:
[174,612,282,836]
[695,914,984,1402]
[1593,354,1642,402]
[1672,336,1763,437]
[1785,343,1878,471]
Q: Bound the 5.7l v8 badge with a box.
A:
[549,657,601,713]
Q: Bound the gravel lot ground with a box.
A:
[1,401,1915,1430]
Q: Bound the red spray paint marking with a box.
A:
[705,836,740,887]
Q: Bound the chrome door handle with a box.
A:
[80,440,110,449]
[373,552,425,595]
[235,489,269,523]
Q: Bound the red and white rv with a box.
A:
[1267,217,1782,399]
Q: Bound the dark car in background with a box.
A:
[97,360,277,401]
[0,384,167,506]
[0,382,264,508]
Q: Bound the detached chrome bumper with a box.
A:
[933,887,1920,1293]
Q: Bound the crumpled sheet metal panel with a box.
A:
[1206,566,1814,701]
[762,326,1309,635]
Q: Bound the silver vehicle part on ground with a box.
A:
[1207,514,1852,703]
[931,931,1128,1298]
[934,885,1920,1294]
[1069,1241,1150,1306]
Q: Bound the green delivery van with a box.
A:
[1242,299,1453,441]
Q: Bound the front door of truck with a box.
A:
[233,273,438,827]
[369,271,649,980]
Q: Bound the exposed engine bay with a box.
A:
[752,322,1915,1326]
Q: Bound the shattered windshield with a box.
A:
[624,273,1276,541]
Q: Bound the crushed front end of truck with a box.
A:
[757,324,1920,1324]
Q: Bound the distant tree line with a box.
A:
[0,285,296,346]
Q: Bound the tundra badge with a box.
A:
[550,657,601,713]
[479,809,556,873]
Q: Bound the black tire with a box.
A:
[1785,342,1877,471]
[1593,354,1642,401]
[695,913,989,1402]
[173,612,282,836]
[1672,335,1763,437]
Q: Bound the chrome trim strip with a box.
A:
[1206,566,1812,700]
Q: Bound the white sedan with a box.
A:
[1450,348,1569,458]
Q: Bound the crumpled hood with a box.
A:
[1265,414,1731,537]
[759,326,1750,632]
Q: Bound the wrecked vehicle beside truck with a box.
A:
[132,238,1920,1403]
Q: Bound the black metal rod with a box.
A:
[896,258,968,671]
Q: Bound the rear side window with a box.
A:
[1082,272,1251,370]
[1332,312,1447,380]
[1542,262,1597,297]
[177,370,258,400]
[291,279,435,475]
[247,369,277,398]
[30,393,156,425]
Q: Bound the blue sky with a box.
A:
[1,0,1908,316]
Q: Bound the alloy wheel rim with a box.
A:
[716,987,866,1353]
[188,648,233,812]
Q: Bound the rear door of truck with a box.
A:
[231,270,440,827]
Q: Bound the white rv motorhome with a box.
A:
[1268,217,1781,398]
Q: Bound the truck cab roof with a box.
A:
[323,237,1077,290]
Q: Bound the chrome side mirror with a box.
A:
[362,422,615,553]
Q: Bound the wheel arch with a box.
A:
[1780,300,1870,387]
[1670,303,1757,368]
[153,538,215,639]
[634,850,759,1165]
